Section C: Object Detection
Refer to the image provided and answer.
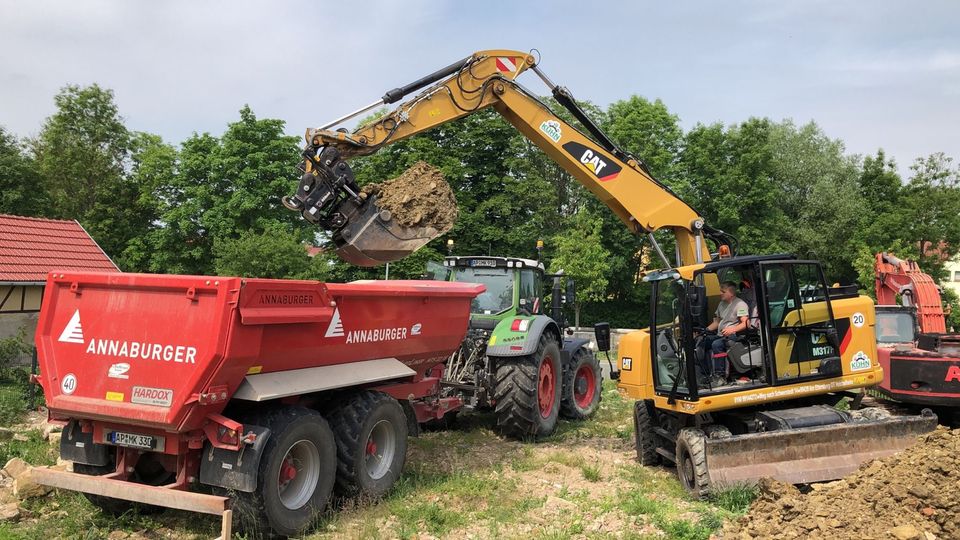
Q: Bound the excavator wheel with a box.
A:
[494,333,562,438]
[633,400,661,466]
[676,428,711,498]
[560,347,603,420]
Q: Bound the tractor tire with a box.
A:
[327,391,408,499]
[634,400,660,466]
[493,333,562,438]
[233,406,337,538]
[560,347,603,420]
[676,428,711,498]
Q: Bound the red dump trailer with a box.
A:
[32,272,483,538]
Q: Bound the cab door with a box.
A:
[760,261,842,383]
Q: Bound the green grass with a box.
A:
[0,428,56,467]
[0,373,32,427]
[708,484,759,514]
[580,463,602,482]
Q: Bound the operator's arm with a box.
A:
[720,316,749,337]
[293,49,720,268]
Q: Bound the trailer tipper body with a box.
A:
[32,271,483,537]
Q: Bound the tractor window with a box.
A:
[423,261,451,281]
[652,279,687,395]
[519,270,539,314]
[455,267,514,315]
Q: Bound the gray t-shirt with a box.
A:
[716,297,749,331]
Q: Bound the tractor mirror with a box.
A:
[594,322,611,352]
[565,280,576,304]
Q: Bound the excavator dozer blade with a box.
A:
[333,195,441,267]
[705,410,937,488]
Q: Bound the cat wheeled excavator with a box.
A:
[282,49,937,495]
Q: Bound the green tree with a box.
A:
[549,208,610,328]
[0,127,46,216]
[901,153,960,278]
[213,225,313,278]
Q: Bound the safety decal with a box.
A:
[850,351,872,372]
[621,357,633,371]
[539,120,562,142]
[105,391,125,402]
[61,373,77,395]
[496,57,517,73]
[562,142,621,181]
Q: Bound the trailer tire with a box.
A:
[676,428,711,498]
[634,400,660,466]
[234,406,336,538]
[328,391,408,499]
[493,333,562,438]
[560,348,603,420]
[73,462,135,515]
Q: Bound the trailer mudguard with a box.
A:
[59,420,110,467]
[486,315,560,358]
[199,425,271,493]
[232,358,416,402]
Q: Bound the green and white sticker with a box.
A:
[850,351,871,371]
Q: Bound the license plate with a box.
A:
[470,259,496,267]
[108,431,157,450]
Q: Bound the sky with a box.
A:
[2,1,958,178]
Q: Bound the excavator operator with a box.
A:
[699,281,750,386]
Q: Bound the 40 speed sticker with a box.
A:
[61,373,77,395]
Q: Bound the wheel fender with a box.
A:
[562,337,593,368]
[198,424,271,493]
[486,315,560,357]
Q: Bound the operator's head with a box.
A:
[720,281,739,302]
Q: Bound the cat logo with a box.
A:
[562,142,621,181]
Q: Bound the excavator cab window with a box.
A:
[760,261,841,383]
[651,278,691,397]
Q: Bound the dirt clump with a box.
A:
[724,426,960,539]
[361,161,458,233]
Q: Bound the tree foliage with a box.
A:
[6,83,960,328]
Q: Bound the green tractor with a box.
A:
[429,255,603,438]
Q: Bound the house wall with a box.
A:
[0,285,42,345]
[945,257,960,298]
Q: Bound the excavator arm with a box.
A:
[284,49,719,267]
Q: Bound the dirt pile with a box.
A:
[723,426,960,539]
[361,161,458,233]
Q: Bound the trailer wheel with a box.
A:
[634,400,661,466]
[235,407,336,537]
[560,348,603,419]
[676,428,711,498]
[73,462,135,515]
[328,391,408,499]
[493,333,562,438]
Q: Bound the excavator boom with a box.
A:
[283,49,712,267]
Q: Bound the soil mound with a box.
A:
[361,162,458,233]
[724,427,960,539]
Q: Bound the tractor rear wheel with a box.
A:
[560,348,603,419]
[233,406,337,537]
[676,428,711,498]
[494,333,562,438]
[328,391,408,499]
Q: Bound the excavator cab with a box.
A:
[649,256,843,400]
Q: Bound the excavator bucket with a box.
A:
[705,410,937,487]
[332,194,441,267]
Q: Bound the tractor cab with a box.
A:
[642,255,851,402]
[438,256,574,330]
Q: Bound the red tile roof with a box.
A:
[0,214,119,282]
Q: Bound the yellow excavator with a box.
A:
[282,49,937,494]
